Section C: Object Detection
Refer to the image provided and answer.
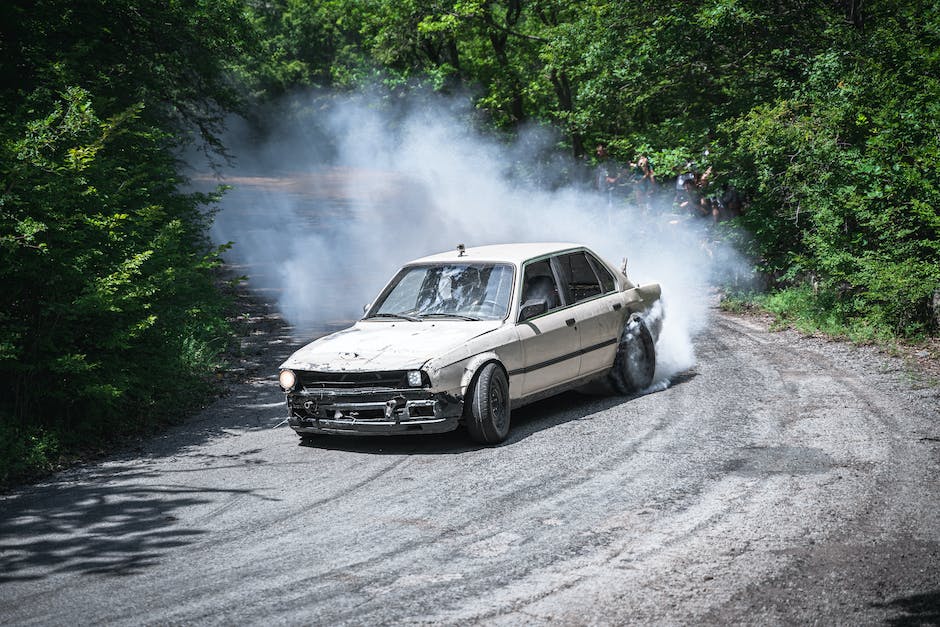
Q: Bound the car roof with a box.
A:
[408,243,584,266]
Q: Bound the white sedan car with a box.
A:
[279,243,662,444]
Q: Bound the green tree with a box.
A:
[0,0,251,481]
[722,0,940,335]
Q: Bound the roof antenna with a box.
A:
[457,243,466,257]
[621,257,628,274]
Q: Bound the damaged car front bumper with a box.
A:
[285,375,463,436]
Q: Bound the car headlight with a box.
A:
[407,370,423,387]
[279,369,297,391]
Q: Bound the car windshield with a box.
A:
[369,263,514,321]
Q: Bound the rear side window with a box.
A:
[555,252,603,303]
[586,253,616,293]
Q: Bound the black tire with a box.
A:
[464,363,511,444]
[608,314,656,395]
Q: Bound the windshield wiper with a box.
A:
[418,313,483,321]
[365,312,422,322]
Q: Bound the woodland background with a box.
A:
[1,0,937,481]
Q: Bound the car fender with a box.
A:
[460,352,505,397]
[626,282,661,309]
[621,283,663,341]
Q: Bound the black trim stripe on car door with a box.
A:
[508,337,618,376]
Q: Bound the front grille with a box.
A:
[290,402,387,421]
[288,394,437,422]
[297,370,410,389]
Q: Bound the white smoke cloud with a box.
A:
[204,87,751,386]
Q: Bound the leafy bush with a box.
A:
[716,2,940,337]
[760,285,893,343]
[0,87,233,483]
[0,421,60,485]
[0,0,249,484]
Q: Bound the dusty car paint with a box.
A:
[281,320,504,373]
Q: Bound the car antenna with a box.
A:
[621,257,628,274]
[457,243,466,257]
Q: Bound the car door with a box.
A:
[515,258,582,396]
[553,250,624,377]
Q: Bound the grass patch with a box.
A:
[718,291,765,315]
[721,285,897,342]
[720,284,940,388]
[760,286,895,343]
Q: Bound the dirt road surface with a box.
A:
[1,302,938,625]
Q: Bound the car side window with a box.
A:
[586,252,616,293]
[556,252,603,304]
[520,260,563,313]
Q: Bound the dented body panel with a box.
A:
[281,320,503,373]
[279,242,662,439]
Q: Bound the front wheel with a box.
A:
[608,314,656,394]
[465,363,511,444]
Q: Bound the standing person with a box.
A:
[719,183,743,221]
[594,143,620,207]
[698,165,713,191]
[674,161,696,212]
[697,165,714,221]
[678,165,714,218]
[631,154,657,213]
[679,177,705,217]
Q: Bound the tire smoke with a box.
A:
[201,88,753,386]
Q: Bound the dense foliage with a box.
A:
[2,0,937,481]
[0,0,249,482]
[236,0,938,338]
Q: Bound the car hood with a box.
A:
[279,319,504,372]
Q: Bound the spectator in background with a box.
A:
[719,183,743,220]
[674,161,697,211]
[594,144,621,207]
[677,164,716,219]
[697,165,713,190]
[631,154,657,212]
[679,177,706,217]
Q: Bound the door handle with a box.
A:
[566,318,576,327]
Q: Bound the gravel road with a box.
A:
[1,303,938,625]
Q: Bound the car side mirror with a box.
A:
[362,303,370,314]
[519,298,548,322]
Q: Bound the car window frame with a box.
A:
[516,248,623,325]
[584,251,618,295]
[554,250,609,306]
[516,250,579,323]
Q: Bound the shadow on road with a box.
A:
[878,589,940,626]
[0,468,276,583]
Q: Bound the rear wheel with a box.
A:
[465,363,511,444]
[608,314,656,394]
